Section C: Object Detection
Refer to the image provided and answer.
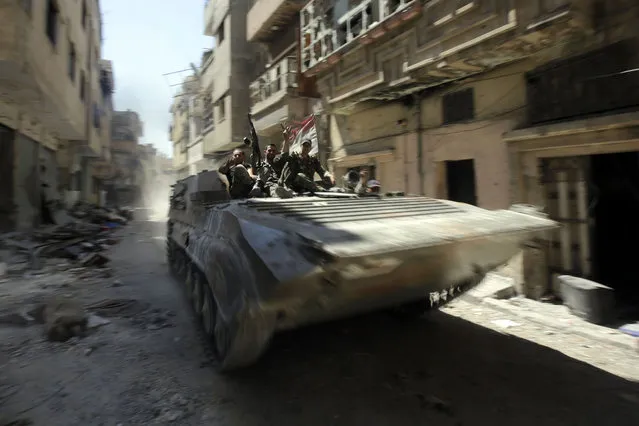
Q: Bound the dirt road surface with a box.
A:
[2,220,639,426]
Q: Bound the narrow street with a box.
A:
[1,220,638,426]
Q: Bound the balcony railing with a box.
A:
[300,0,420,72]
[250,55,298,106]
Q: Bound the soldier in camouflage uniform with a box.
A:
[250,143,294,198]
[280,139,335,193]
[218,149,256,199]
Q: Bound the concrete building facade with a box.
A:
[246,0,320,147]
[0,0,113,230]
[298,0,639,303]
[170,0,259,177]
[201,0,258,158]
[170,75,198,180]
[108,110,145,206]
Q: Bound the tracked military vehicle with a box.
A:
[167,170,557,371]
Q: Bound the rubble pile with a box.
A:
[0,203,129,278]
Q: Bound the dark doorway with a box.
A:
[590,151,639,309]
[446,159,477,205]
[0,124,15,232]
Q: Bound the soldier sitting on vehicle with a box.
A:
[353,169,371,195]
[249,140,295,199]
[218,148,256,199]
[366,179,381,194]
[280,139,335,194]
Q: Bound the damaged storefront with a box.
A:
[506,38,639,314]
[0,121,58,232]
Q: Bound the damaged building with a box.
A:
[172,0,266,176]
[107,110,145,206]
[0,0,113,231]
[290,0,639,308]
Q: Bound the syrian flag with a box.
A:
[288,114,318,156]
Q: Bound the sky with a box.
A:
[102,1,211,157]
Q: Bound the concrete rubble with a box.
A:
[0,202,130,277]
[0,202,131,345]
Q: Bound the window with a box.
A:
[93,103,101,129]
[217,20,225,44]
[81,0,87,29]
[217,96,226,122]
[442,88,475,124]
[79,71,86,101]
[203,93,214,129]
[68,41,76,81]
[45,0,59,46]
[274,65,282,92]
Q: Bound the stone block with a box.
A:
[558,275,616,325]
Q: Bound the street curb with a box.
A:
[461,294,638,352]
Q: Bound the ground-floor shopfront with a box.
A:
[506,111,639,312]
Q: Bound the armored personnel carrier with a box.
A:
[167,170,556,371]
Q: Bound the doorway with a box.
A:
[0,124,15,232]
[445,159,477,205]
[590,151,639,309]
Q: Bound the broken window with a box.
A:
[203,93,214,129]
[442,88,475,124]
[68,41,76,81]
[45,0,59,46]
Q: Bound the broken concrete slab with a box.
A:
[558,275,616,325]
[466,273,516,300]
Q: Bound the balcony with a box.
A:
[99,60,114,97]
[300,0,592,112]
[526,38,639,126]
[0,1,86,140]
[249,55,309,134]
[247,0,307,42]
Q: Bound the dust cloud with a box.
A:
[141,175,173,221]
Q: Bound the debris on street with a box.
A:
[0,202,129,276]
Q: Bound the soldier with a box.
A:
[218,148,256,199]
[250,140,294,198]
[281,139,335,193]
[366,179,381,194]
[353,169,370,195]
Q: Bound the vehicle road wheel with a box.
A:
[209,309,270,373]
[200,282,218,340]
[192,270,204,317]
[184,264,194,300]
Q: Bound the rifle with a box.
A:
[244,113,262,171]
